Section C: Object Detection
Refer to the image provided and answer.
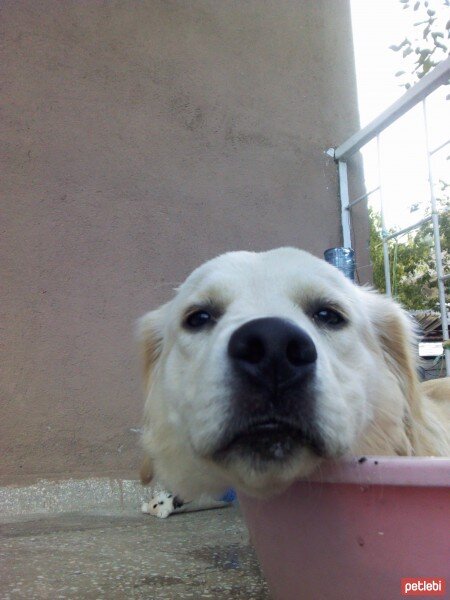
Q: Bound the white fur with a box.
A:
[138,248,450,498]
[141,491,175,519]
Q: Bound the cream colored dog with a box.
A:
[138,248,449,498]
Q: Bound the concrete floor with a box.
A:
[0,505,270,599]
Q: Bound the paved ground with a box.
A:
[0,505,270,599]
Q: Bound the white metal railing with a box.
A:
[328,56,450,374]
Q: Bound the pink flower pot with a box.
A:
[238,457,450,600]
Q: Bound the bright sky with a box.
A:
[350,0,449,231]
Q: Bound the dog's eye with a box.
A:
[313,308,346,327]
[184,310,213,330]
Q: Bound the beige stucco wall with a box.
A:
[1,0,365,484]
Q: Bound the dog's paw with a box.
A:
[142,491,179,519]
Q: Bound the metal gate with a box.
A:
[328,57,450,374]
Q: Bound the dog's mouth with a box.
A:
[213,418,316,463]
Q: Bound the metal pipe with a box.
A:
[334,57,450,161]
[376,135,392,296]
[346,186,380,210]
[384,215,432,241]
[423,99,450,374]
[430,138,450,157]
[338,160,352,249]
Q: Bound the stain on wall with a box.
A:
[0,0,366,484]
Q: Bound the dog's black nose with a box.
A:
[228,317,317,391]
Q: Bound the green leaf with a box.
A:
[389,39,409,51]
[423,24,431,39]
[435,41,448,51]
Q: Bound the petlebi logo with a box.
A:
[401,578,446,596]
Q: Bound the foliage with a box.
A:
[389,0,450,88]
[369,188,450,310]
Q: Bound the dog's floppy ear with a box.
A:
[365,290,449,455]
[137,302,171,486]
[365,290,424,430]
[140,454,154,486]
[366,292,419,391]
[137,302,170,388]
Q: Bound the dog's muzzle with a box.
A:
[214,318,321,463]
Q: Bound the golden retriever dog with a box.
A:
[138,248,449,498]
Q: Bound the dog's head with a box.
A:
[138,248,420,497]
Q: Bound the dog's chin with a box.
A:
[215,442,323,498]
[212,419,324,468]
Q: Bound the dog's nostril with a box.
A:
[286,339,317,366]
[286,339,302,366]
[230,335,265,364]
[243,336,265,364]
